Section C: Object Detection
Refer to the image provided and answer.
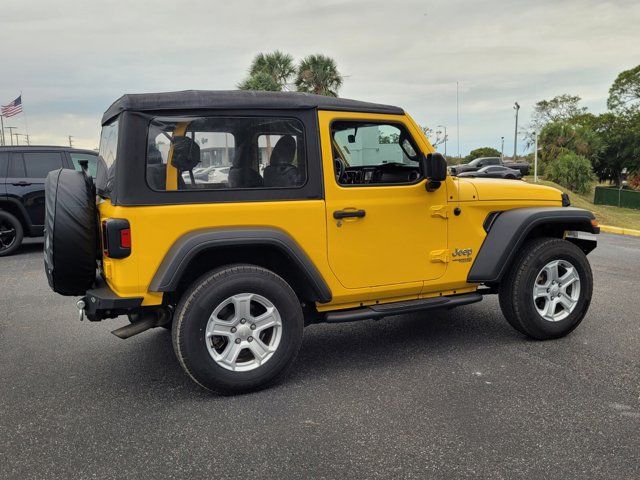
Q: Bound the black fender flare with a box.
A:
[467,207,598,284]
[0,197,33,229]
[148,227,332,303]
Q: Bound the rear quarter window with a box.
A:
[23,152,63,178]
[70,152,98,178]
[96,119,119,196]
[0,152,7,177]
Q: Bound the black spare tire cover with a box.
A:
[44,169,97,296]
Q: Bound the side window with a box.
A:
[7,153,26,177]
[146,116,306,191]
[486,158,499,166]
[331,121,421,186]
[70,153,98,178]
[23,152,63,178]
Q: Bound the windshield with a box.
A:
[96,119,119,196]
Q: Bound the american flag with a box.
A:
[1,96,23,117]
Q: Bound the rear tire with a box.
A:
[172,265,304,394]
[499,237,593,340]
[0,211,24,257]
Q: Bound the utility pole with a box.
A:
[6,126,17,146]
[14,133,20,145]
[533,131,539,183]
[513,102,520,160]
[68,135,73,147]
[456,81,460,159]
[500,136,504,161]
[25,134,30,146]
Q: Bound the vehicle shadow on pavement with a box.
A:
[13,241,44,257]
[113,302,521,396]
[293,304,520,378]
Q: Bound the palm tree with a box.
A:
[248,50,296,90]
[295,54,343,97]
[237,71,281,91]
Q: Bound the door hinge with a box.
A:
[430,205,448,219]
[430,249,450,263]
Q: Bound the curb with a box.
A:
[599,225,640,237]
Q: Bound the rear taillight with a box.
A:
[102,219,131,259]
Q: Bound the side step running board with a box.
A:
[324,292,482,323]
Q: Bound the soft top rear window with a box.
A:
[96,119,119,196]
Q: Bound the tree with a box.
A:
[545,151,594,194]
[248,51,295,90]
[464,147,502,162]
[590,111,640,185]
[237,71,281,91]
[537,119,602,175]
[531,94,587,131]
[607,65,640,112]
[295,54,343,97]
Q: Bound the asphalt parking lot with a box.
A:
[1,234,639,479]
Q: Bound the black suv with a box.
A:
[0,146,98,256]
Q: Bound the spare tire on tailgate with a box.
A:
[44,168,97,296]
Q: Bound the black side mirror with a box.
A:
[420,152,447,191]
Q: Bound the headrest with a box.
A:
[270,135,296,166]
[170,136,201,171]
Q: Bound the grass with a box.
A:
[523,177,640,230]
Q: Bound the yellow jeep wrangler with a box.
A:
[44,90,599,394]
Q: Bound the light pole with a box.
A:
[533,131,539,182]
[6,126,17,146]
[436,125,448,156]
[456,81,461,159]
[68,135,73,147]
[513,102,520,160]
[500,136,504,161]
[0,115,5,146]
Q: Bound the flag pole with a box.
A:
[0,114,5,146]
[20,91,30,145]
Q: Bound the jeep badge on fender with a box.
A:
[44,90,599,394]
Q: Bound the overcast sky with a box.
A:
[1,0,639,155]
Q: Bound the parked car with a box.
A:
[450,156,530,176]
[0,146,98,256]
[44,90,598,394]
[208,166,230,184]
[458,165,522,180]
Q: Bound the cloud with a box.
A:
[1,0,639,153]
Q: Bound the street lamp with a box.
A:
[513,102,520,160]
[500,136,504,161]
[533,131,539,183]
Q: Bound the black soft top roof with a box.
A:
[102,90,404,124]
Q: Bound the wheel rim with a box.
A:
[0,219,17,252]
[205,293,283,372]
[533,259,581,322]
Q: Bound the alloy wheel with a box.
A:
[533,259,581,322]
[205,293,283,372]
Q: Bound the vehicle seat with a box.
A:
[228,143,263,188]
[263,135,298,187]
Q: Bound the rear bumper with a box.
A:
[82,277,143,321]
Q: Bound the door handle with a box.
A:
[12,181,31,186]
[333,209,366,219]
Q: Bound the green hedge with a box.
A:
[594,186,640,210]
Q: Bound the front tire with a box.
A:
[499,237,593,340]
[0,211,23,257]
[172,265,304,394]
